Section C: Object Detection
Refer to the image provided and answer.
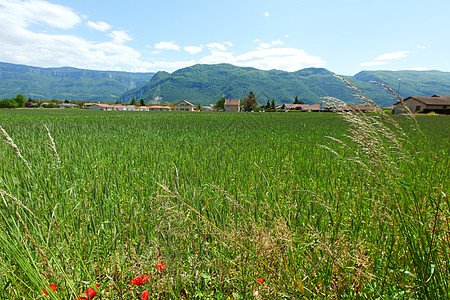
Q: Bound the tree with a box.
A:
[271,99,276,109]
[13,94,26,107]
[214,97,226,110]
[242,91,258,111]
[140,99,145,106]
[265,99,270,109]
[115,99,121,104]
[0,98,19,108]
[130,98,137,106]
[294,96,299,104]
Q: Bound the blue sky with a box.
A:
[0,0,449,75]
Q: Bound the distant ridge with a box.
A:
[120,64,450,107]
[0,62,155,102]
[1,61,449,106]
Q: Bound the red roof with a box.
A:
[224,99,240,106]
[175,100,196,107]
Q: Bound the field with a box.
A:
[0,109,448,299]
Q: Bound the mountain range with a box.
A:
[1,61,449,107]
[0,62,155,102]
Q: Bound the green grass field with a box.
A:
[0,109,448,299]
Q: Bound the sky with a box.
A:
[0,0,449,75]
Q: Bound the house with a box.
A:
[82,102,97,109]
[282,103,330,112]
[148,105,171,111]
[348,104,376,113]
[224,99,240,112]
[55,103,78,109]
[111,105,125,111]
[174,100,196,111]
[282,104,303,111]
[90,104,113,111]
[395,95,450,114]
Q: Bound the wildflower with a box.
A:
[257,278,264,284]
[75,284,99,300]
[43,284,57,295]
[129,274,152,286]
[141,289,149,300]
[156,261,165,272]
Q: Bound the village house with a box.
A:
[224,99,240,112]
[148,105,171,111]
[174,100,196,111]
[82,103,97,109]
[55,103,78,109]
[282,103,330,112]
[89,103,113,111]
[394,95,450,114]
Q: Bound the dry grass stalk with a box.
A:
[44,124,61,168]
[0,125,32,172]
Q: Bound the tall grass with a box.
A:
[0,108,448,299]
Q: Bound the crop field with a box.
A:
[0,109,448,299]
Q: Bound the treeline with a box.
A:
[0,94,27,108]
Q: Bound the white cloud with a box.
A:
[271,40,284,46]
[184,45,203,54]
[0,0,81,29]
[154,41,180,51]
[200,50,235,65]
[87,20,112,32]
[264,11,270,17]
[257,39,284,49]
[417,45,427,49]
[235,48,325,71]
[108,30,132,43]
[360,61,388,67]
[198,47,325,72]
[376,51,409,60]
[406,67,430,71]
[206,42,228,51]
[224,41,233,47]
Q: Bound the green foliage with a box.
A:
[0,98,18,108]
[0,110,448,298]
[214,97,226,110]
[0,62,154,102]
[130,98,137,106]
[241,91,258,111]
[121,64,450,107]
[13,94,26,107]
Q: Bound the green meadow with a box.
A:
[0,109,448,299]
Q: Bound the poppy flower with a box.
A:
[156,262,165,272]
[141,289,149,300]
[75,284,99,300]
[257,278,264,284]
[43,284,57,295]
[129,274,152,286]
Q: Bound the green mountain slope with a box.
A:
[353,70,450,100]
[0,62,155,102]
[121,64,450,107]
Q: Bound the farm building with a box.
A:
[174,100,196,111]
[224,99,240,112]
[90,104,113,111]
[148,106,171,111]
[55,103,78,109]
[395,95,450,114]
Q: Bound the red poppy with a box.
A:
[129,274,152,286]
[257,278,264,284]
[75,284,99,300]
[156,262,165,272]
[141,289,149,300]
[43,284,57,295]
